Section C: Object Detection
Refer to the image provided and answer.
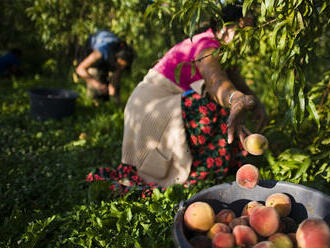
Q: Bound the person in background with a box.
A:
[0,48,22,77]
[87,4,267,197]
[76,30,135,105]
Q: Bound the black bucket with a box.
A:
[173,180,330,248]
[28,88,79,120]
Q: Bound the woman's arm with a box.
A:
[226,66,267,131]
[75,50,108,93]
[195,47,256,144]
[108,70,122,105]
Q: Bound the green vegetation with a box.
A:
[1,0,329,247]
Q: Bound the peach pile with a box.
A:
[183,133,329,247]
[184,195,330,248]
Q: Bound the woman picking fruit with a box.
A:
[75,30,135,105]
[87,3,267,197]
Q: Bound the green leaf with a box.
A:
[298,87,305,124]
[243,0,254,16]
[307,99,320,131]
[261,1,266,18]
[293,157,311,180]
[174,62,184,85]
[265,0,275,14]
[190,62,196,78]
[189,7,200,38]
[296,11,305,30]
[270,21,287,48]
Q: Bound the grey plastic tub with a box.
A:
[173,180,330,248]
[28,88,79,120]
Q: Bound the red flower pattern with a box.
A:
[184,98,192,107]
[218,138,226,147]
[207,102,216,111]
[198,135,206,144]
[208,143,215,150]
[192,93,201,99]
[201,126,211,134]
[221,123,227,134]
[220,108,227,116]
[189,120,198,128]
[199,106,208,115]
[191,135,198,145]
[200,117,210,125]
[207,157,214,168]
[218,148,227,156]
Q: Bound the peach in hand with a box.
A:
[243,133,269,155]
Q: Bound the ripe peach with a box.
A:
[249,206,280,237]
[296,218,330,248]
[268,233,293,248]
[233,225,258,247]
[253,241,276,248]
[243,133,269,155]
[207,223,231,239]
[265,193,292,217]
[189,235,212,248]
[212,232,235,248]
[236,164,260,189]
[242,201,264,216]
[229,216,249,229]
[215,209,236,225]
[184,201,215,232]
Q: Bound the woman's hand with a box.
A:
[227,92,267,144]
[87,78,108,94]
[227,92,256,144]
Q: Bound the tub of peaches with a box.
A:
[184,134,330,248]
